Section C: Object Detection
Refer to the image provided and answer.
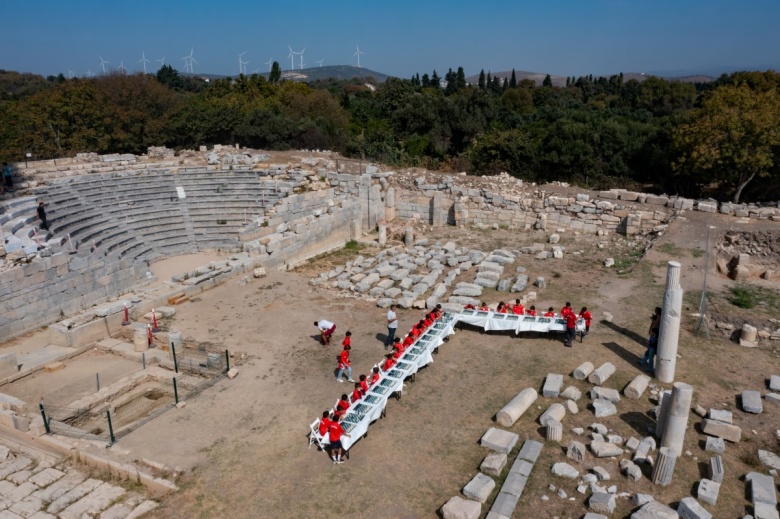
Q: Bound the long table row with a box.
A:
[455,309,587,334]
[310,313,457,450]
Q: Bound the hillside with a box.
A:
[187,65,390,84]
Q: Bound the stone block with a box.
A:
[707,409,732,424]
[770,375,780,392]
[591,387,620,403]
[561,386,581,401]
[543,373,564,397]
[708,455,724,483]
[507,441,540,466]
[747,471,778,506]
[677,496,712,519]
[588,362,616,385]
[44,361,65,373]
[462,473,495,504]
[697,478,720,506]
[440,496,481,519]
[480,452,507,476]
[593,399,617,418]
[490,492,519,518]
[701,418,742,442]
[551,462,579,479]
[742,390,763,413]
[591,441,623,458]
[624,374,651,399]
[589,492,616,514]
[480,428,519,454]
[539,403,565,426]
[630,501,679,519]
[754,502,780,519]
[759,449,780,471]
[567,441,586,463]
[705,437,725,454]
[502,472,528,498]
[509,458,533,477]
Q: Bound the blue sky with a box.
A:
[2,0,779,79]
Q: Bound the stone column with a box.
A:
[656,261,683,383]
[546,420,563,442]
[404,228,414,247]
[655,390,672,440]
[660,382,693,456]
[539,403,566,427]
[350,219,362,241]
[378,224,387,247]
[385,187,396,222]
[133,324,149,352]
[496,388,538,427]
[651,447,677,486]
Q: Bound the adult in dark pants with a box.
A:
[37,201,49,231]
[2,163,12,192]
[564,310,577,347]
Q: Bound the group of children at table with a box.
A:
[319,304,446,464]
[464,299,592,347]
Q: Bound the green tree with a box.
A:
[269,62,282,83]
[509,69,517,89]
[542,74,552,87]
[673,83,780,202]
[478,70,486,90]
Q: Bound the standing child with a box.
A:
[336,337,354,383]
[579,307,592,339]
[328,413,351,464]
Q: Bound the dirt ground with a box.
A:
[2,204,777,518]
[81,208,775,519]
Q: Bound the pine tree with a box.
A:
[431,70,440,89]
[269,62,282,83]
[478,69,486,89]
[509,69,517,88]
[566,76,571,88]
[456,67,467,90]
[422,73,430,87]
[543,74,552,87]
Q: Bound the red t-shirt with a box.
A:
[565,312,576,329]
[342,336,351,348]
[383,358,395,371]
[360,379,369,393]
[479,306,489,311]
[370,373,380,386]
[526,309,537,316]
[543,311,555,317]
[512,305,524,315]
[579,310,592,325]
[410,327,420,338]
[561,306,572,317]
[403,336,414,347]
[351,389,362,402]
[336,399,350,415]
[423,318,433,328]
[392,349,402,360]
[319,417,331,436]
[328,421,345,442]
[464,304,475,310]
[339,349,350,369]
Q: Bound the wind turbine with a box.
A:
[298,48,305,70]
[236,50,248,75]
[287,46,295,70]
[353,45,364,68]
[157,57,165,69]
[182,48,197,73]
[67,69,74,79]
[98,55,110,74]
[315,59,324,67]
[118,60,127,74]
[240,57,249,75]
[264,58,273,71]
[86,69,93,78]
[139,51,150,74]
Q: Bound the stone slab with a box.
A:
[542,373,564,398]
[462,473,495,503]
[480,428,519,454]
[441,496,481,519]
[501,473,527,497]
[697,478,720,506]
[747,472,778,506]
[701,418,742,442]
[630,500,680,519]
[742,390,763,413]
[480,453,507,477]
[516,440,543,463]
[490,492,519,518]
[677,496,712,519]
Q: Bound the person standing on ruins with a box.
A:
[564,309,577,347]
[649,307,662,336]
[2,163,13,193]
[37,201,49,231]
[385,304,398,350]
[315,319,336,346]
[579,307,592,339]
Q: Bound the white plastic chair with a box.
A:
[308,418,326,450]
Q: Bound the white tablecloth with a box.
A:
[454,309,586,334]
[312,313,457,451]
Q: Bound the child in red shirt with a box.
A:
[336,342,354,383]
[564,311,577,347]
[423,315,433,328]
[351,382,364,403]
[526,306,537,316]
[382,353,396,371]
[434,304,443,319]
[392,346,402,360]
[479,302,489,311]
[328,414,351,464]
[369,367,380,386]
[543,307,555,317]
[359,374,369,394]
[334,394,350,418]
[410,325,421,339]
[561,302,573,317]
[342,331,351,349]
[402,334,414,348]
[464,303,475,310]
[579,307,592,338]
[512,299,524,315]
[392,337,405,353]
[318,411,331,436]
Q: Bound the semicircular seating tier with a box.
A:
[3,168,295,262]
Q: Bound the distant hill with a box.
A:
[186,65,390,84]
[465,70,714,86]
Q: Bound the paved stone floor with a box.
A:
[0,443,157,518]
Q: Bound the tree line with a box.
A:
[1,65,778,203]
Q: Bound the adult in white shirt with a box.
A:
[314,319,336,345]
[385,305,398,350]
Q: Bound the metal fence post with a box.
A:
[39,403,50,434]
[173,378,179,404]
[142,352,146,370]
[106,410,115,445]
[225,350,230,373]
[171,342,179,373]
